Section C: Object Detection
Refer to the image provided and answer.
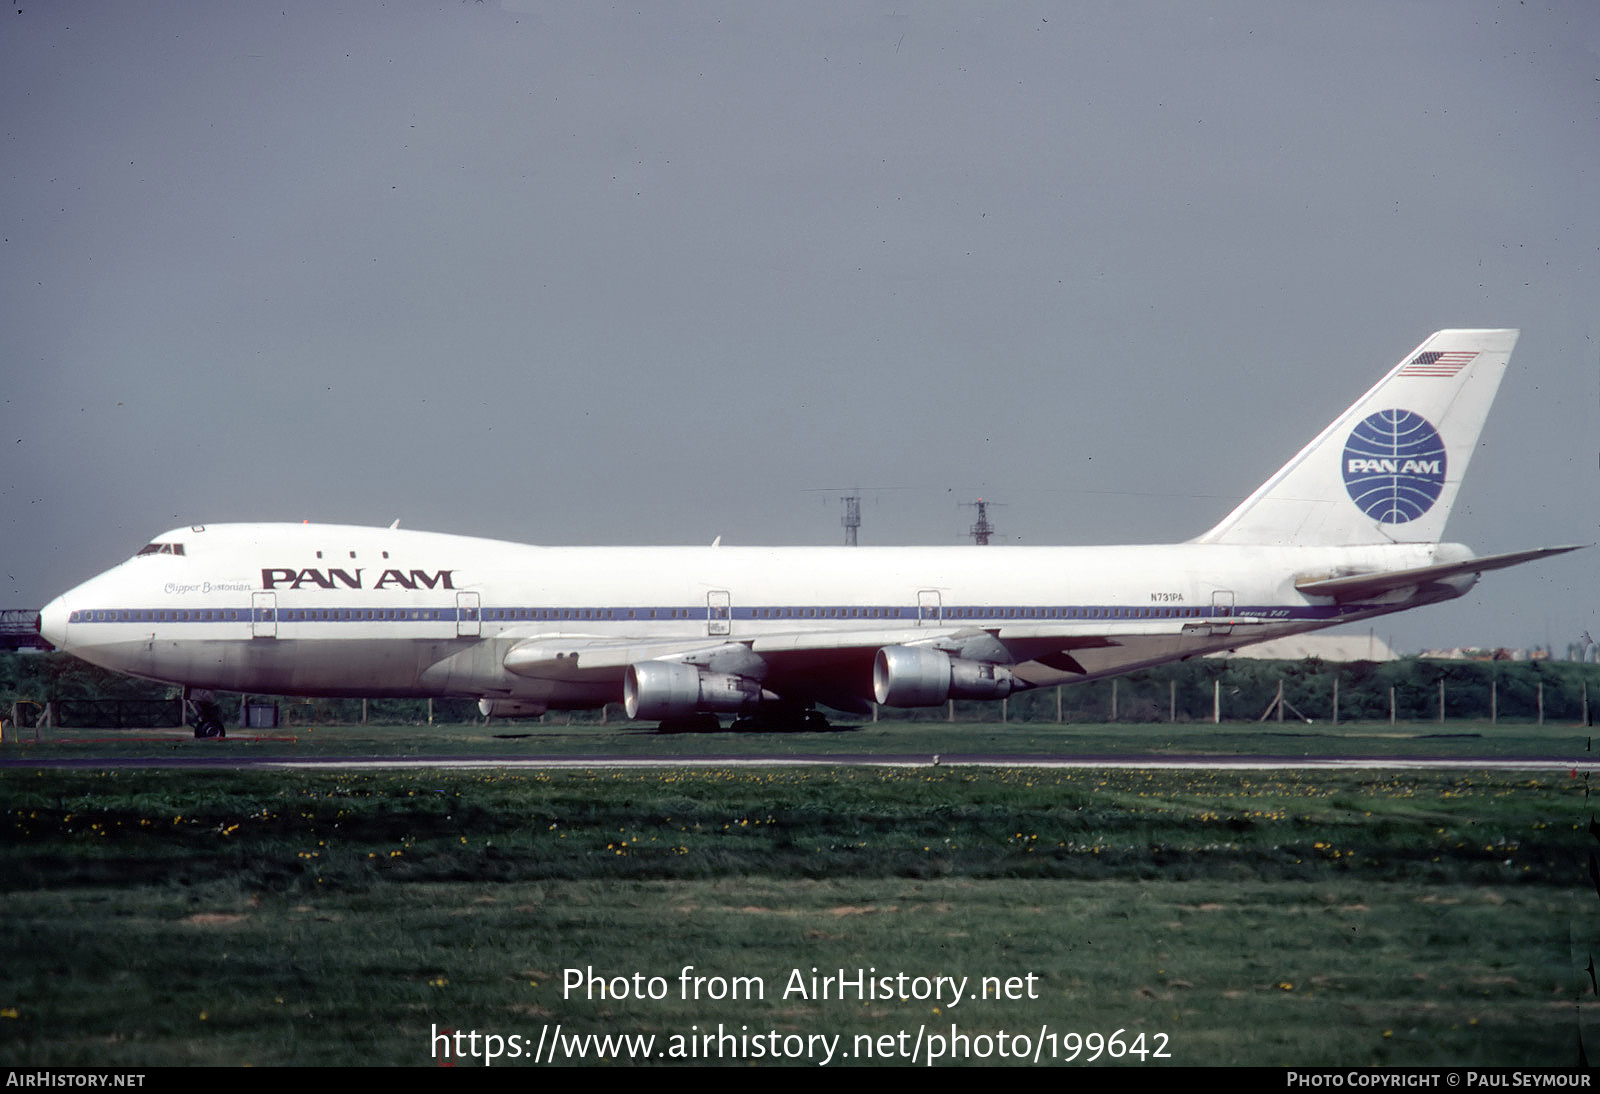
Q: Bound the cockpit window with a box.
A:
[136,542,186,556]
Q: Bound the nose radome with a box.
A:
[38,594,71,650]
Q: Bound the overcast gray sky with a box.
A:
[3,1,1596,653]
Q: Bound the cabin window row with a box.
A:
[69,608,453,623]
[71,604,1213,624]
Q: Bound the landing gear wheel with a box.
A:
[729,705,831,732]
[185,689,227,739]
[799,709,831,731]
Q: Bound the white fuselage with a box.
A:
[38,522,1466,713]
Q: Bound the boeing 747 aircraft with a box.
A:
[38,330,1580,735]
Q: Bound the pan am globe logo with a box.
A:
[1341,410,1447,524]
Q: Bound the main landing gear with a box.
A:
[653,703,832,734]
[729,706,831,732]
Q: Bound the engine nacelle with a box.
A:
[478,699,550,718]
[872,645,1016,707]
[624,661,761,720]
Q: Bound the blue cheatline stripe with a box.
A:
[68,602,1350,626]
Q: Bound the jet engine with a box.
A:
[872,645,1016,707]
[624,661,762,720]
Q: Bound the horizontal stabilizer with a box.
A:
[1294,545,1586,602]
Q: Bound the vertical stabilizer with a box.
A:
[1196,329,1517,546]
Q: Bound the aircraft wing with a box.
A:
[501,625,992,677]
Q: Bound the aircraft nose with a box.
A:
[38,594,71,651]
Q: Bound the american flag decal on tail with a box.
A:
[1399,350,1477,377]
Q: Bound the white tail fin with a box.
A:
[1197,329,1518,546]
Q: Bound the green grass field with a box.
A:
[1,721,1593,1066]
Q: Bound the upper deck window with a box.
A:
[136,543,186,556]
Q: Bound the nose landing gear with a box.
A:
[183,687,228,739]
